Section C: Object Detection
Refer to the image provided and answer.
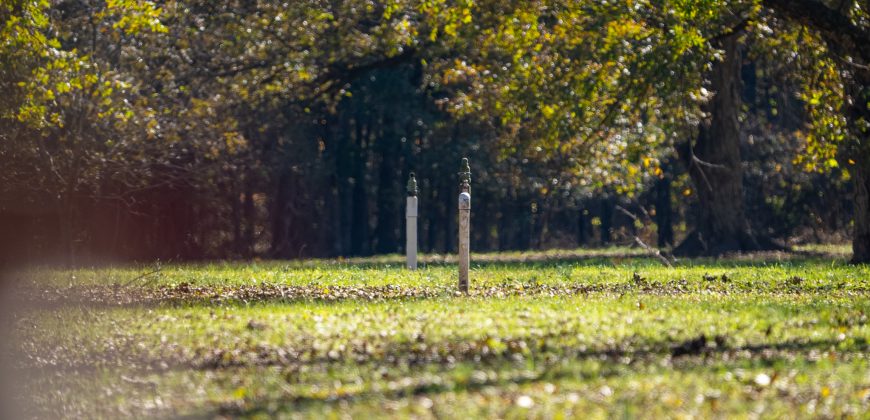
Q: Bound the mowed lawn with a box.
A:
[6,246,870,418]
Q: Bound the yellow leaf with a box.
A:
[542,105,555,118]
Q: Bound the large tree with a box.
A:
[674,30,764,255]
[450,0,867,258]
[760,0,870,262]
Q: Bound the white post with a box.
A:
[406,173,418,270]
[458,158,471,292]
[458,191,470,292]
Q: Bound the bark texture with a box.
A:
[853,159,870,262]
[761,0,870,262]
[655,174,674,248]
[847,79,870,263]
[675,32,764,256]
[844,46,870,262]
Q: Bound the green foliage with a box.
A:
[1,0,865,259]
[0,0,165,128]
[0,0,859,178]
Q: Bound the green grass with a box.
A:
[7,247,870,418]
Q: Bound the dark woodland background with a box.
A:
[1,1,866,265]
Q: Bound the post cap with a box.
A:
[458,191,471,209]
[459,158,471,192]
[407,172,418,197]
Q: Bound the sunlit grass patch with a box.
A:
[8,248,870,418]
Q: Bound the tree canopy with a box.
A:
[1,0,867,262]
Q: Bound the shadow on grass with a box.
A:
[283,249,851,270]
[17,277,870,310]
[202,335,860,417]
[65,246,848,271]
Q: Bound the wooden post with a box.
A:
[458,158,471,292]
[406,173,418,270]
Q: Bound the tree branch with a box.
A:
[763,0,870,67]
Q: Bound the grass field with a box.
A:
[5,246,870,418]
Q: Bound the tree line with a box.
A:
[0,0,866,264]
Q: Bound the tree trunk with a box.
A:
[600,197,612,245]
[853,158,870,263]
[848,79,870,263]
[242,182,255,257]
[230,180,242,257]
[350,120,371,256]
[675,32,765,256]
[499,194,514,250]
[270,171,290,257]
[443,180,454,253]
[426,182,438,253]
[577,205,588,246]
[350,167,370,256]
[655,173,674,248]
[373,132,399,254]
[758,0,870,262]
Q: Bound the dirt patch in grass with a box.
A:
[16,277,870,308]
